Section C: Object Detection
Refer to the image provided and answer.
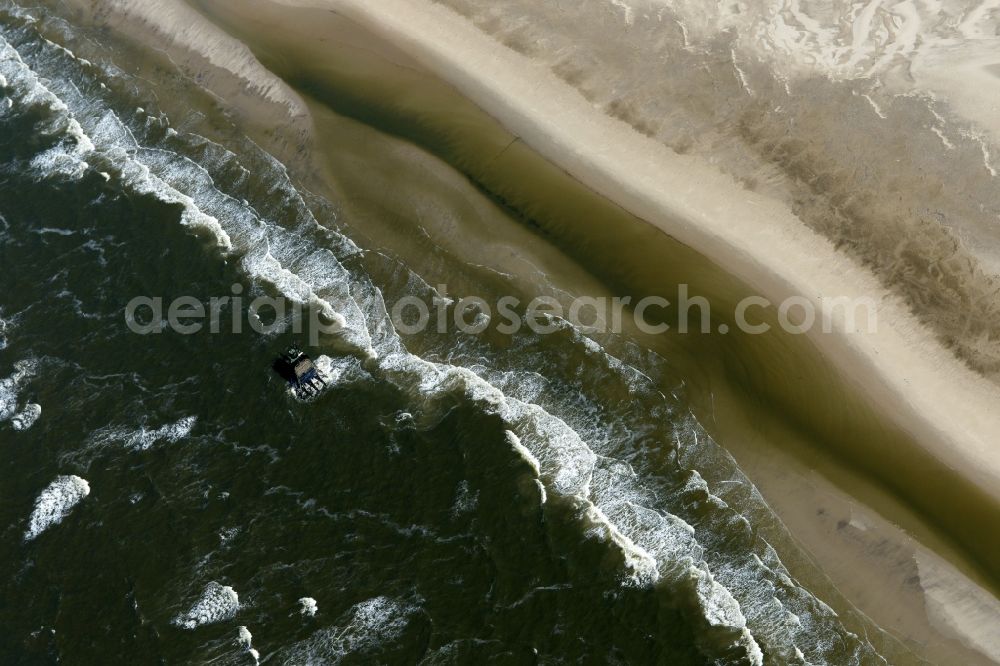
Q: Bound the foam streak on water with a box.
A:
[0,359,39,430]
[172,582,240,629]
[237,626,260,665]
[272,597,416,663]
[24,475,90,541]
[89,415,197,451]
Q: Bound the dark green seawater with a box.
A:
[0,3,921,664]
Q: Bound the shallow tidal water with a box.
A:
[0,1,976,663]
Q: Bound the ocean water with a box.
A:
[0,3,924,664]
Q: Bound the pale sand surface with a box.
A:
[254,0,1000,542]
[394,0,1000,385]
[48,0,1000,660]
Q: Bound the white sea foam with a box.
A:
[114,144,234,251]
[29,148,89,180]
[173,582,239,629]
[506,430,542,478]
[237,626,260,664]
[378,346,739,621]
[0,376,19,422]
[24,475,90,541]
[3,27,375,364]
[92,415,197,451]
[450,480,478,516]
[298,597,318,617]
[11,403,41,431]
[0,36,238,250]
[1,359,38,425]
[0,38,93,180]
[368,333,773,654]
[275,596,413,662]
[313,354,357,386]
[134,140,369,352]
